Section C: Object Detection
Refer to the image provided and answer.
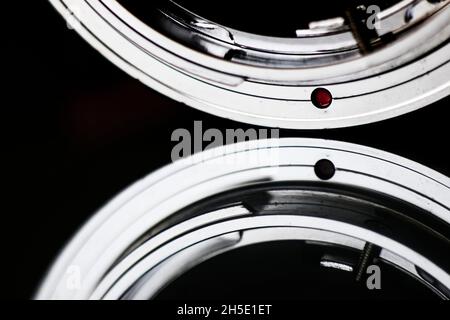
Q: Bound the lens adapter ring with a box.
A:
[49,0,450,129]
[36,138,450,300]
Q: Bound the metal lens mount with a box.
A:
[37,139,450,300]
[49,0,450,129]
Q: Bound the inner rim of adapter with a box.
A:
[119,183,450,300]
[155,240,440,300]
[171,0,399,37]
[120,0,399,37]
[117,0,448,68]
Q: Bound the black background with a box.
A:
[3,0,449,300]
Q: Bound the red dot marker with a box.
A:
[311,88,333,109]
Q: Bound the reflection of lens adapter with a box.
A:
[48,0,450,129]
[37,139,450,300]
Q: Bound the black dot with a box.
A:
[314,159,336,180]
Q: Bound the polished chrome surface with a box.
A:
[36,139,450,300]
[48,0,450,128]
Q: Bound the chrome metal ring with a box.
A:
[36,139,450,300]
[49,0,450,129]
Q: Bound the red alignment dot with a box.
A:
[311,88,333,109]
